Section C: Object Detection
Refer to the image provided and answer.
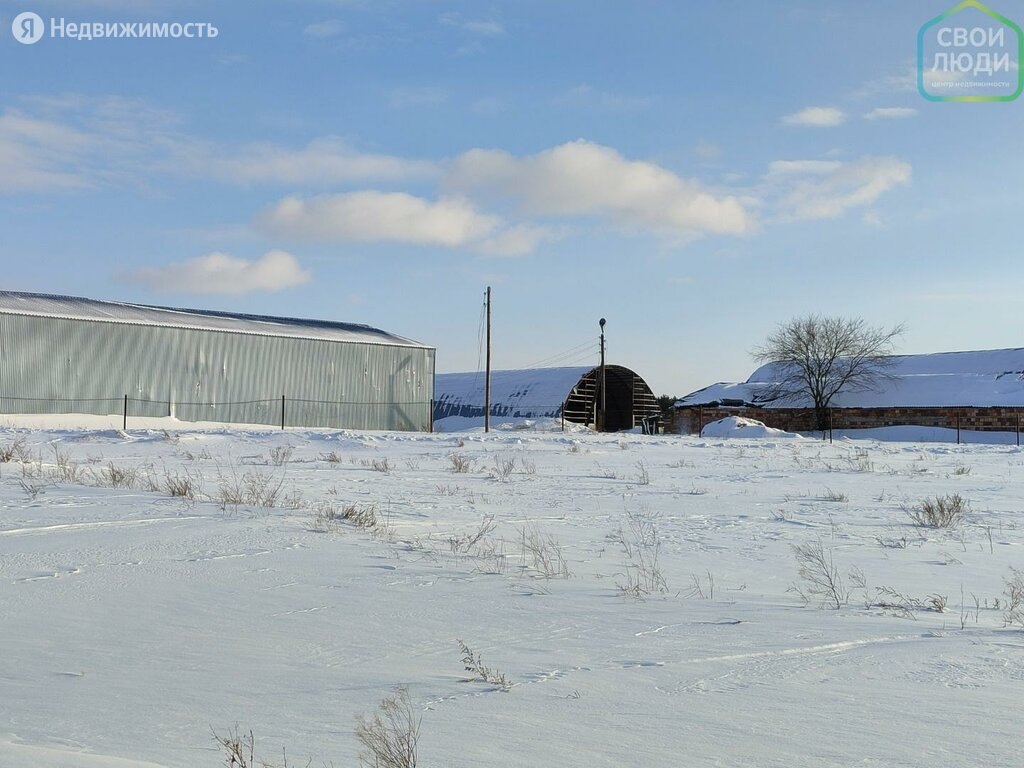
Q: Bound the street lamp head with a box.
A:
[599,318,606,330]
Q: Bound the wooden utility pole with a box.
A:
[599,318,606,432]
[485,286,491,434]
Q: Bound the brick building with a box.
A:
[672,348,1024,437]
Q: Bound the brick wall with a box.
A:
[670,405,1024,435]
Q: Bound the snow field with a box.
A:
[1,425,1023,767]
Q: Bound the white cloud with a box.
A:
[0,112,95,192]
[304,19,345,37]
[455,41,485,57]
[189,137,437,186]
[257,191,501,245]
[476,225,555,257]
[855,59,1018,101]
[471,97,507,115]
[770,156,911,221]
[445,140,754,238]
[439,12,504,36]
[554,84,650,111]
[766,160,843,176]
[462,20,504,36]
[27,0,186,7]
[439,11,504,55]
[863,107,918,120]
[290,0,368,5]
[257,191,553,255]
[126,250,311,295]
[388,87,449,108]
[782,106,847,127]
[850,65,918,100]
[694,141,722,163]
[0,97,178,193]
[0,96,436,191]
[863,210,883,228]
[6,94,912,253]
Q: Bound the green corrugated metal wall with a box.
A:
[0,313,434,431]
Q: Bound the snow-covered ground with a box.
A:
[2,419,1023,767]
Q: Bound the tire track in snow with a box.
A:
[657,634,935,696]
[14,565,82,583]
[671,633,931,666]
[0,516,206,537]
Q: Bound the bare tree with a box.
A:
[753,315,903,431]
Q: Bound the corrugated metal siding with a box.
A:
[0,314,435,431]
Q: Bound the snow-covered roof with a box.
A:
[435,367,595,419]
[677,348,1024,409]
[0,291,430,348]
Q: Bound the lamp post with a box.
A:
[599,318,606,432]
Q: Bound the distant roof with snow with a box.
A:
[435,367,595,419]
[677,348,1024,409]
[0,291,430,348]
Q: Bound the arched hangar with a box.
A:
[433,365,660,432]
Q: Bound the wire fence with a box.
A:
[432,402,663,434]
[432,402,565,420]
[0,394,434,432]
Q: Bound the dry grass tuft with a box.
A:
[448,453,474,473]
[0,437,29,463]
[791,539,848,609]
[342,502,379,530]
[519,524,571,579]
[905,493,968,528]
[268,446,293,466]
[609,506,667,597]
[355,687,420,768]
[1005,568,1024,628]
[217,469,284,510]
[458,640,512,691]
[98,462,141,489]
[490,455,516,482]
[164,469,200,500]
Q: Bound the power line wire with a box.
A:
[523,337,599,369]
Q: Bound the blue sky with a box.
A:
[2,0,1023,396]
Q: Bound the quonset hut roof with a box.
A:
[435,367,592,419]
[435,365,661,432]
[677,348,1024,409]
[0,291,429,349]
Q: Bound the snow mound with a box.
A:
[701,416,802,439]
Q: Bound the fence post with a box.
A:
[429,399,434,434]
[281,395,286,431]
[956,409,961,445]
[123,394,128,431]
[697,406,703,437]
[829,408,833,444]
[1017,411,1020,448]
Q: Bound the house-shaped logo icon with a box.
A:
[918,0,1024,102]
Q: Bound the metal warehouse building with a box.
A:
[0,292,435,431]
[434,365,661,432]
